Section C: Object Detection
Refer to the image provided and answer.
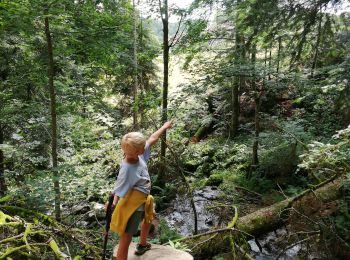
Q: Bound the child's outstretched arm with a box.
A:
[147,121,172,146]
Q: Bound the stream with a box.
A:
[247,228,315,260]
[82,185,314,259]
[162,186,313,259]
[161,186,221,236]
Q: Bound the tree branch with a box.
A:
[169,14,184,48]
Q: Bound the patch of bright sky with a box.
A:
[171,0,193,8]
[327,1,350,15]
[140,0,195,22]
[142,0,349,24]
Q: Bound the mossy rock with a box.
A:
[206,174,223,187]
[183,159,201,172]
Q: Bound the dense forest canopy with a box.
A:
[0,0,350,259]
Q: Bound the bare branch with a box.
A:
[169,14,184,48]
[275,235,317,260]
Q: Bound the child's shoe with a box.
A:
[135,242,151,255]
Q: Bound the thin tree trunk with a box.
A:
[238,74,244,117]
[139,10,145,126]
[132,0,139,130]
[160,0,169,186]
[44,13,61,221]
[268,43,272,80]
[230,79,239,137]
[82,85,86,116]
[231,18,244,137]
[0,124,7,196]
[230,0,245,138]
[251,45,259,166]
[27,84,32,101]
[276,37,282,73]
[311,8,323,78]
[252,98,260,166]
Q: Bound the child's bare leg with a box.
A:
[117,233,132,260]
[139,219,151,245]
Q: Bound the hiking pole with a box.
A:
[103,193,115,260]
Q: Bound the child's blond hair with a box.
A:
[121,132,146,152]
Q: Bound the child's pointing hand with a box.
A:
[163,120,172,129]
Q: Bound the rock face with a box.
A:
[113,242,193,260]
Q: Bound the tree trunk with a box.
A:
[251,45,259,166]
[159,0,169,187]
[252,97,260,166]
[311,8,323,78]
[268,43,272,80]
[44,13,61,221]
[82,85,87,116]
[0,124,7,196]
[139,12,145,126]
[230,79,239,137]
[276,36,282,73]
[132,0,139,130]
[231,14,244,138]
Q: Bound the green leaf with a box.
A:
[0,195,11,204]
[169,240,175,248]
[0,211,14,224]
[48,238,67,260]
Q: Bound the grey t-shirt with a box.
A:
[113,142,151,199]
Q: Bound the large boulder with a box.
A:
[113,242,193,260]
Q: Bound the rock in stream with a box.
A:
[161,186,221,236]
[161,187,317,259]
[248,227,318,260]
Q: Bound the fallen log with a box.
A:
[191,117,214,143]
[178,175,343,259]
[236,174,341,236]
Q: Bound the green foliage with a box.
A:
[0,0,159,185]
[158,218,182,244]
[183,138,250,178]
[1,0,350,257]
[168,239,191,252]
[298,126,350,181]
[230,169,276,195]
[48,238,68,259]
[333,174,350,241]
[206,173,224,186]
[6,114,121,212]
[283,184,306,196]
[292,73,345,136]
[257,141,297,178]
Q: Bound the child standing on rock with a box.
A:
[110,121,172,260]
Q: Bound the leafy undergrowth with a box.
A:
[181,129,309,204]
[6,116,121,215]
